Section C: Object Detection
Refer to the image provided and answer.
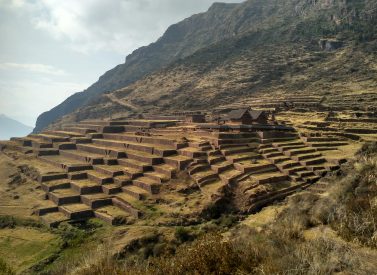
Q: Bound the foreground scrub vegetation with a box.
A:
[52,143,377,275]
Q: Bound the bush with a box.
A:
[357,141,377,157]
[174,226,192,243]
[0,215,43,229]
[0,259,15,275]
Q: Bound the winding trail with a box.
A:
[105,93,139,111]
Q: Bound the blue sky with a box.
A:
[0,0,242,127]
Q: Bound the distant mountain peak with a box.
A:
[0,114,33,140]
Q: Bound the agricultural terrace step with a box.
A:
[226,152,260,163]
[122,149,163,165]
[263,152,283,159]
[221,146,254,156]
[260,137,297,144]
[188,163,211,175]
[144,172,169,183]
[291,153,322,161]
[48,189,81,205]
[87,171,114,184]
[112,195,142,218]
[132,177,161,194]
[127,119,178,127]
[117,158,152,172]
[259,148,279,154]
[28,134,70,143]
[234,162,276,173]
[250,173,289,184]
[214,133,259,139]
[179,147,207,158]
[300,158,327,166]
[208,155,226,165]
[39,155,93,172]
[218,143,259,150]
[68,171,88,180]
[164,155,193,170]
[284,166,307,175]
[153,163,176,178]
[296,170,316,178]
[113,173,133,184]
[53,142,77,150]
[44,130,84,138]
[191,170,219,185]
[278,144,306,152]
[92,138,177,157]
[102,183,122,195]
[102,133,185,149]
[59,204,94,220]
[76,143,126,158]
[63,127,96,135]
[31,141,53,149]
[257,131,298,139]
[219,169,243,184]
[214,138,260,146]
[38,173,67,183]
[94,165,124,177]
[284,148,317,156]
[81,120,129,126]
[70,124,125,133]
[94,206,130,225]
[70,137,92,144]
[276,160,300,170]
[211,161,233,173]
[33,148,60,157]
[81,193,113,208]
[272,141,303,147]
[122,185,149,200]
[35,200,59,216]
[86,133,103,139]
[41,179,71,192]
[60,150,104,165]
[306,142,349,147]
[70,179,103,194]
[40,212,69,228]
[302,137,342,142]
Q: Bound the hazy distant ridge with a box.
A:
[0,114,33,140]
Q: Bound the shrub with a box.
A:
[174,226,192,243]
[0,259,15,275]
[0,215,43,229]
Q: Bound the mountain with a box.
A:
[0,114,33,140]
[36,0,377,131]
[33,2,242,132]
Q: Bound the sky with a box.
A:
[0,0,243,127]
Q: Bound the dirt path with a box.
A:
[105,93,139,111]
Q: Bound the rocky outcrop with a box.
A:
[319,39,343,51]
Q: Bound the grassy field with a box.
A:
[0,228,61,273]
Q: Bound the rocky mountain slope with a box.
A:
[0,114,32,140]
[37,0,377,131]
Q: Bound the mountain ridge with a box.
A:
[35,0,377,131]
[33,1,245,133]
[0,114,33,140]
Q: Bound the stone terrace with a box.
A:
[9,116,346,226]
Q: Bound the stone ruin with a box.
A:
[3,109,349,227]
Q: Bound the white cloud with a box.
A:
[3,0,243,54]
[0,62,67,76]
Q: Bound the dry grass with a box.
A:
[57,142,377,275]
